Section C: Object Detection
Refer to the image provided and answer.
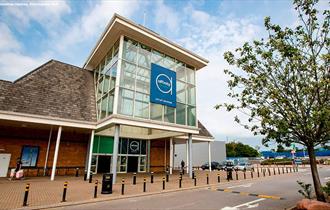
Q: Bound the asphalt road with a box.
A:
[52,166,330,210]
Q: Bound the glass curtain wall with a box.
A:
[118,37,197,126]
[94,40,119,120]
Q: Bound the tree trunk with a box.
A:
[307,145,325,202]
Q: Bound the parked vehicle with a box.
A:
[221,161,235,171]
[234,162,254,171]
[201,161,222,170]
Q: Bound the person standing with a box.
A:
[181,160,185,175]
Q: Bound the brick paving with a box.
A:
[0,166,297,210]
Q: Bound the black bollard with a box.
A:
[235,171,238,180]
[268,168,271,176]
[75,168,79,177]
[162,177,165,190]
[257,169,260,177]
[84,170,87,181]
[273,167,276,175]
[94,180,98,198]
[121,178,125,195]
[194,177,197,186]
[62,181,68,202]
[143,178,146,192]
[150,172,154,183]
[206,173,209,185]
[217,173,220,183]
[278,167,280,174]
[244,171,246,179]
[180,172,183,180]
[179,178,182,188]
[166,171,169,182]
[263,169,265,177]
[251,171,253,179]
[192,170,195,179]
[282,167,284,174]
[133,173,137,185]
[89,173,93,183]
[22,183,30,206]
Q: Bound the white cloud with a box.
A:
[3,0,71,32]
[153,0,180,34]
[56,0,142,54]
[175,6,262,141]
[0,23,20,52]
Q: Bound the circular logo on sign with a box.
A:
[130,141,140,153]
[156,74,173,95]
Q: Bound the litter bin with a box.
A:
[101,173,113,194]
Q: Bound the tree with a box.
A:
[226,141,259,157]
[217,0,329,201]
[276,144,291,153]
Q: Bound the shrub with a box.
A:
[322,181,330,196]
[297,181,312,199]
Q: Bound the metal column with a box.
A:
[86,130,95,180]
[188,134,193,178]
[169,138,173,174]
[111,124,120,184]
[43,127,52,176]
[51,126,62,181]
[208,141,212,172]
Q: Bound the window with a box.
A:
[151,49,163,65]
[100,95,108,119]
[177,81,186,103]
[134,92,149,119]
[136,67,150,94]
[187,84,196,105]
[139,156,146,172]
[138,43,151,68]
[21,146,39,167]
[176,103,186,125]
[150,103,162,121]
[120,61,136,90]
[118,88,134,116]
[164,106,175,123]
[123,38,138,63]
[187,105,196,126]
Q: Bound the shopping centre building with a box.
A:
[0,14,214,183]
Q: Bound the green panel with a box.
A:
[92,136,100,153]
[98,136,114,154]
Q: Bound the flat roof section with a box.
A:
[83,13,209,71]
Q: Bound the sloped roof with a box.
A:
[0,60,97,122]
[197,121,214,138]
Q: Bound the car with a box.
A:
[201,161,222,170]
[221,161,235,171]
[234,162,254,171]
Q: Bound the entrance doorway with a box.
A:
[127,156,138,172]
[97,156,111,173]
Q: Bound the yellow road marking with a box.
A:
[258,194,281,200]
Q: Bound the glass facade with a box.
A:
[118,37,197,126]
[94,36,197,127]
[94,40,119,120]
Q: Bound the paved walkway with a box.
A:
[0,166,298,209]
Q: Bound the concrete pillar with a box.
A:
[147,140,151,172]
[111,124,120,184]
[51,126,62,181]
[86,130,95,180]
[208,141,212,172]
[164,139,167,171]
[186,140,189,173]
[169,138,173,174]
[188,133,193,178]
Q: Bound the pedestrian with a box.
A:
[181,160,185,175]
[10,158,22,180]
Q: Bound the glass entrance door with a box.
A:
[97,156,111,173]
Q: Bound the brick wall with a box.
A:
[0,126,89,176]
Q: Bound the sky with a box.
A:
[0,0,327,150]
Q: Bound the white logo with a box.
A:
[156,73,173,95]
[129,141,140,152]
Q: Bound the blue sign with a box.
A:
[150,63,176,107]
